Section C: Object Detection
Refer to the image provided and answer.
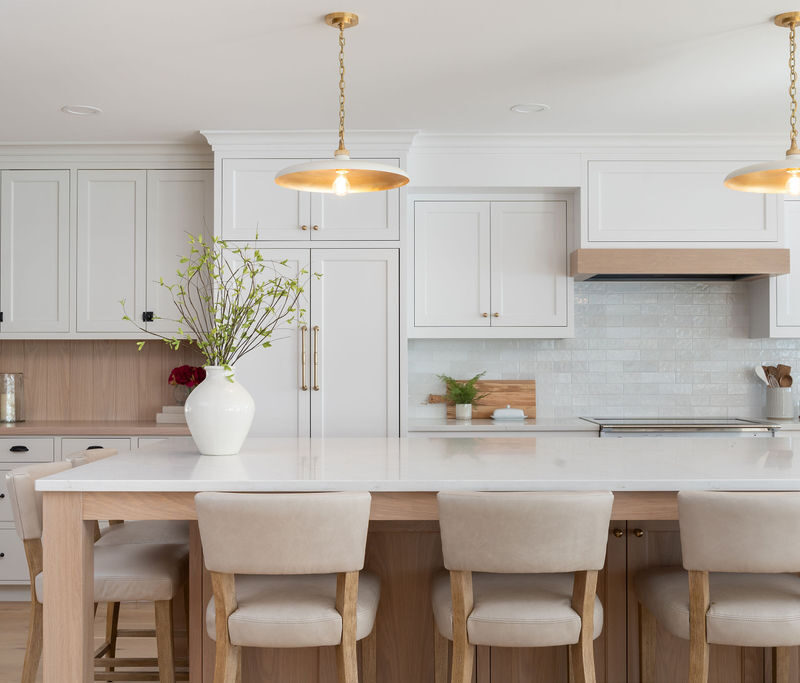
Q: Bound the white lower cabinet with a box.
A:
[413,200,571,337]
[61,437,132,458]
[0,529,29,582]
[240,248,399,437]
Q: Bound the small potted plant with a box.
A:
[168,365,206,406]
[437,371,488,421]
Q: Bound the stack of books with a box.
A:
[156,406,186,424]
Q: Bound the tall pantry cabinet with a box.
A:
[205,132,410,438]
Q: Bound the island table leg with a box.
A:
[42,491,94,683]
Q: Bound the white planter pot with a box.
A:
[455,404,472,420]
[184,366,255,455]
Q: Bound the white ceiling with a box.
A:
[0,0,795,144]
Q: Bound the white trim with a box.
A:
[202,130,417,156]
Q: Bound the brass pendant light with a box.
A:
[725,12,800,194]
[275,12,409,196]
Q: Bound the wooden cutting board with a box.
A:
[428,379,536,419]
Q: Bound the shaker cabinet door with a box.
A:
[0,170,70,333]
[309,249,399,437]
[490,201,568,327]
[414,201,491,327]
[76,170,147,333]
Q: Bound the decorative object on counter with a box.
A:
[436,372,488,421]
[767,387,796,419]
[0,373,24,423]
[725,12,800,194]
[168,364,206,406]
[491,405,528,420]
[122,234,310,455]
[428,379,537,420]
[274,12,409,196]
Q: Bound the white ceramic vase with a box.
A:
[455,403,472,420]
[184,366,255,456]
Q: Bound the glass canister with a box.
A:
[0,373,25,423]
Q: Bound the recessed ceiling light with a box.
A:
[510,103,550,114]
[60,104,103,116]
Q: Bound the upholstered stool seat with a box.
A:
[635,566,800,648]
[35,542,189,604]
[432,570,603,648]
[206,572,381,648]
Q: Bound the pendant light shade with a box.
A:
[275,12,409,196]
[725,12,800,194]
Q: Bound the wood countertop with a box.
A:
[0,420,190,436]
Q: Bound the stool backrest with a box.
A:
[6,461,72,541]
[679,491,800,572]
[195,491,371,575]
[438,491,614,573]
[66,448,118,467]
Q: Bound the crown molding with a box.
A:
[0,142,212,165]
[201,130,418,155]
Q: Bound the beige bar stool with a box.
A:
[433,491,614,683]
[195,491,380,683]
[635,491,800,683]
[6,460,190,683]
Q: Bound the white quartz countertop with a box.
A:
[34,435,800,493]
[407,417,598,432]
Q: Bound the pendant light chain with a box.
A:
[337,22,347,154]
[791,21,798,149]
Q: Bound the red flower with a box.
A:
[168,365,206,388]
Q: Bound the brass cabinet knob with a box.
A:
[312,224,319,231]
[493,312,500,317]
[612,528,624,538]
[633,528,644,538]
[301,224,308,231]
[481,312,488,317]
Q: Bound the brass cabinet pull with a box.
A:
[300,325,308,391]
[301,224,308,231]
[493,312,500,317]
[633,528,645,538]
[481,312,488,318]
[312,224,319,231]
[312,325,320,391]
[612,528,624,538]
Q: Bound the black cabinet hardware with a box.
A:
[142,311,154,322]
[0,493,5,499]
[86,445,103,450]
[9,445,29,453]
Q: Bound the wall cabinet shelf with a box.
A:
[411,200,572,338]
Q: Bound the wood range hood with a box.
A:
[570,248,791,282]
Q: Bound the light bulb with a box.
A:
[788,174,800,195]
[332,171,350,196]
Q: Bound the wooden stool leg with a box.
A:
[570,570,598,683]
[638,602,657,683]
[773,647,790,683]
[336,572,359,683]
[21,600,42,683]
[433,621,449,683]
[154,600,176,683]
[450,571,475,683]
[361,626,377,683]
[688,571,710,683]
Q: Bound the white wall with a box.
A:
[409,280,800,419]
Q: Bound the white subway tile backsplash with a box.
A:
[408,281,800,419]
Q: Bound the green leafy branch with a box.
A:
[436,371,489,406]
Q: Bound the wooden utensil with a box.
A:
[777,364,792,380]
[780,375,794,388]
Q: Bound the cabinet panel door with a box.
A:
[221,158,311,241]
[77,170,147,332]
[414,202,490,326]
[310,158,400,240]
[234,249,311,437]
[146,170,213,333]
[776,199,800,328]
[490,201,568,327]
[310,249,399,437]
[0,170,70,333]
[588,160,778,243]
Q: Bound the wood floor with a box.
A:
[0,602,170,683]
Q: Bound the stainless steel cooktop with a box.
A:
[579,417,780,436]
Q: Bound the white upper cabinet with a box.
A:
[145,170,213,333]
[490,201,568,327]
[412,199,572,338]
[587,160,779,244]
[222,158,311,241]
[221,158,400,241]
[77,170,147,333]
[414,202,491,327]
[0,170,69,333]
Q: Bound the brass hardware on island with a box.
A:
[301,225,308,231]
[300,325,309,391]
[482,312,488,318]
[312,325,320,391]
[312,225,319,231]
[633,528,645,538]
[493,312,500,317]
[612,528,624,538]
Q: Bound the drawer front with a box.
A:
[0,438,55,463]
[138,437,167,448]
[61,438,132,459]
[0,528,30,582]
[0,473,12,522]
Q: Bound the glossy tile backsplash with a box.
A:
[409,281,800,419]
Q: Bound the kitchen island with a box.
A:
[36,436,800,683]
